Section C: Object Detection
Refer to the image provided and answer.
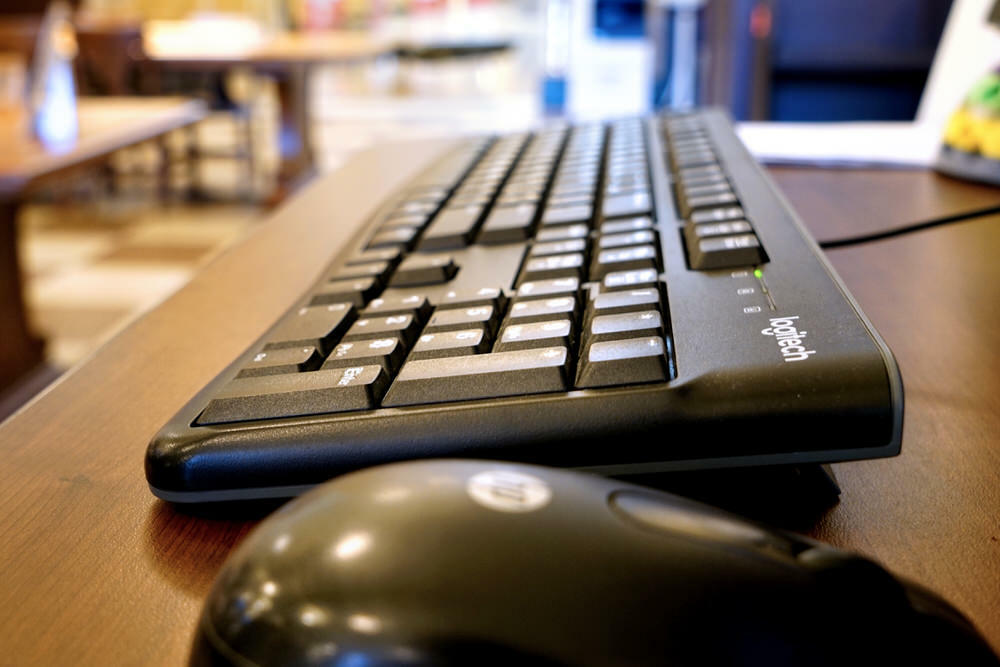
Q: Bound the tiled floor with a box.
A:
[20,198,259,368]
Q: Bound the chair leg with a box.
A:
[184,124,202,200]
[156,135,171,202]
[240,112,256,201]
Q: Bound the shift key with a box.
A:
[198,366,388,424]
[382,347,570,406]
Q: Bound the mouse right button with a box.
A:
[609,490,796,555]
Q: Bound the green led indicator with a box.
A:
[753,269,763,279]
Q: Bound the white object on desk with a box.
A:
[735,121,941,169]
[918,0,1000,129]
[738,0,1000,170]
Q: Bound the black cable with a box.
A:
[818,204,1000,249]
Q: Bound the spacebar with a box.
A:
[382,347,570,407]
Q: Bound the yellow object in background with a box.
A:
[944,108,979,152]
[978,118,1000,158]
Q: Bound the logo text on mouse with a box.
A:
[467,470,552,513]
[761,316,816,363]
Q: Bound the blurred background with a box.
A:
[0,0,961,415]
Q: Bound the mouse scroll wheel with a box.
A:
[608,491,797,555]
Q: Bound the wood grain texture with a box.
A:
[1,154,998,663]
[770,167,1000,243]
[783,187,1000,654]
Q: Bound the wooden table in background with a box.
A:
[145,31,394,200]
[0,140,999,663]
[0,96,206,393]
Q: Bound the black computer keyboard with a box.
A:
[146,109,903,502]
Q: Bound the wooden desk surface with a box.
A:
[0,97,206,199]
[1,140,999,664]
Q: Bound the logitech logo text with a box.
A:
[761,316,816,363]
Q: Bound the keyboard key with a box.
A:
[496,319,573,352]
[390,200,437,217]
[688,233,765,270]
[237,346,322,378]
[598,230,656,249]
[605,182,649,198]
[382,347,571,407]
[198,366,389,424]
[434,287,507,310]
[448,194,492,207]
[576,337,670,388]
[389,254,458,287]
[685,220,753,250]
[425,305,498,335]
[507,295,578,324]
[546,193,593,209]
[679,172,727,189]
[530,239,587,257]
[494,192,541,207]
[673,153,717,169]
[536,223,589,243]
[603,192,652,219]
[671,139,712,152]
[516,277,579,299]
[603,268,659,291]
[311,277,379,307]
[478,204,537,244]
[323,337,407,374]
[690,206,745,224]
[682,181,732,198]
[587,310,664,343]
[419,205,484,250]
[343,314,422,345]
[592,245,658,279]
[519,253,584,283]
[541,204,593,227]
[601,216,654,234]
[363,294,432,320]
[265,303,356,354]
[678,165,723,181]
[409,329,489,360]
[587,287,662,322]
[681,192,739,217]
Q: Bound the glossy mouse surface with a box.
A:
[192,460,998,666]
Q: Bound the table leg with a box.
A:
[0,201,45,391]
[271,63,317,204]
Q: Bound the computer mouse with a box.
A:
[190,460,998,666]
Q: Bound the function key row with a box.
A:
[661,117,768,270]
